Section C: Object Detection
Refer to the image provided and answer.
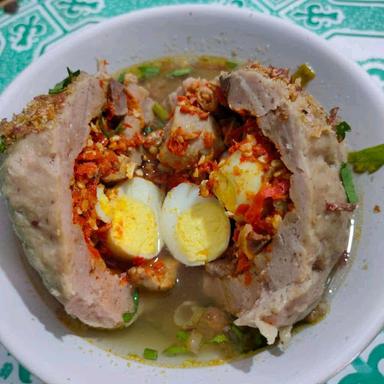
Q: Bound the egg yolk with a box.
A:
[103,195,159,259]
[211,150,263,213]
[175,201,230,264]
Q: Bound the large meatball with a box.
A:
[0,74,136,328]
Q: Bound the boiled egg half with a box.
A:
[161,183,230,266]
[210,149,264,214]
[96,177,164,260]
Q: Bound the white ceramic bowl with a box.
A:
[1,5,384,384]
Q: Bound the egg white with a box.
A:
[161,183,230,266]
[96,177,164,260]
[210,150,263,213]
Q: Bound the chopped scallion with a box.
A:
[291,63,316,87]
[152,102,169,122]
[209,334,229,344]
[142,126,153,136]
[114,121,126,134]
[132,289,139,307]
[163,345,189,357]
[153,119,165,129]
[176,330,189,342]
[335,121,351,142]
[340,163,358,204]
[228,324,267,353]
[117,70,127,84]
[49,67,80,94]
[229,324,243,340]
[0,136,7,153]
[143,348,158,361]
[139,65,160,79]
[98,116,111,138]
[122,289,139,323]
[122,312,133,323]
[168,67,192,78]
[99,118,126,138]
[348,144,384,174]
[226,60,238,70]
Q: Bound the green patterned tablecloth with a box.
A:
[0,1,383,383]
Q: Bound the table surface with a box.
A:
[0,1,383,383]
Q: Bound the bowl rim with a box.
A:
[1,4,384,384]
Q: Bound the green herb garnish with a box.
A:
[152,102,169,122]
[348,144,384,174]
[335,121,351,142]
[139,65,160,79]
[291,63,316,87]
[163,345,189,357]
[117,70,127,84]
[340,163,358,204]
[228,324,266,353]
[98,116,112,138]
[114,121,126,135]
[99,117,126,138]
[176,330,189,342]
[225,60,238,70]
[143,348,158,361]
[122,289,139,323]
[153,119,165,129]
[229,324,243,341]
[168,67,192,78]
[142,126,154,136]
[117,67,143,83]
[0,136,7,153]
[208,334,229,344]
[122,312,133,323]
[49,67,80,94]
